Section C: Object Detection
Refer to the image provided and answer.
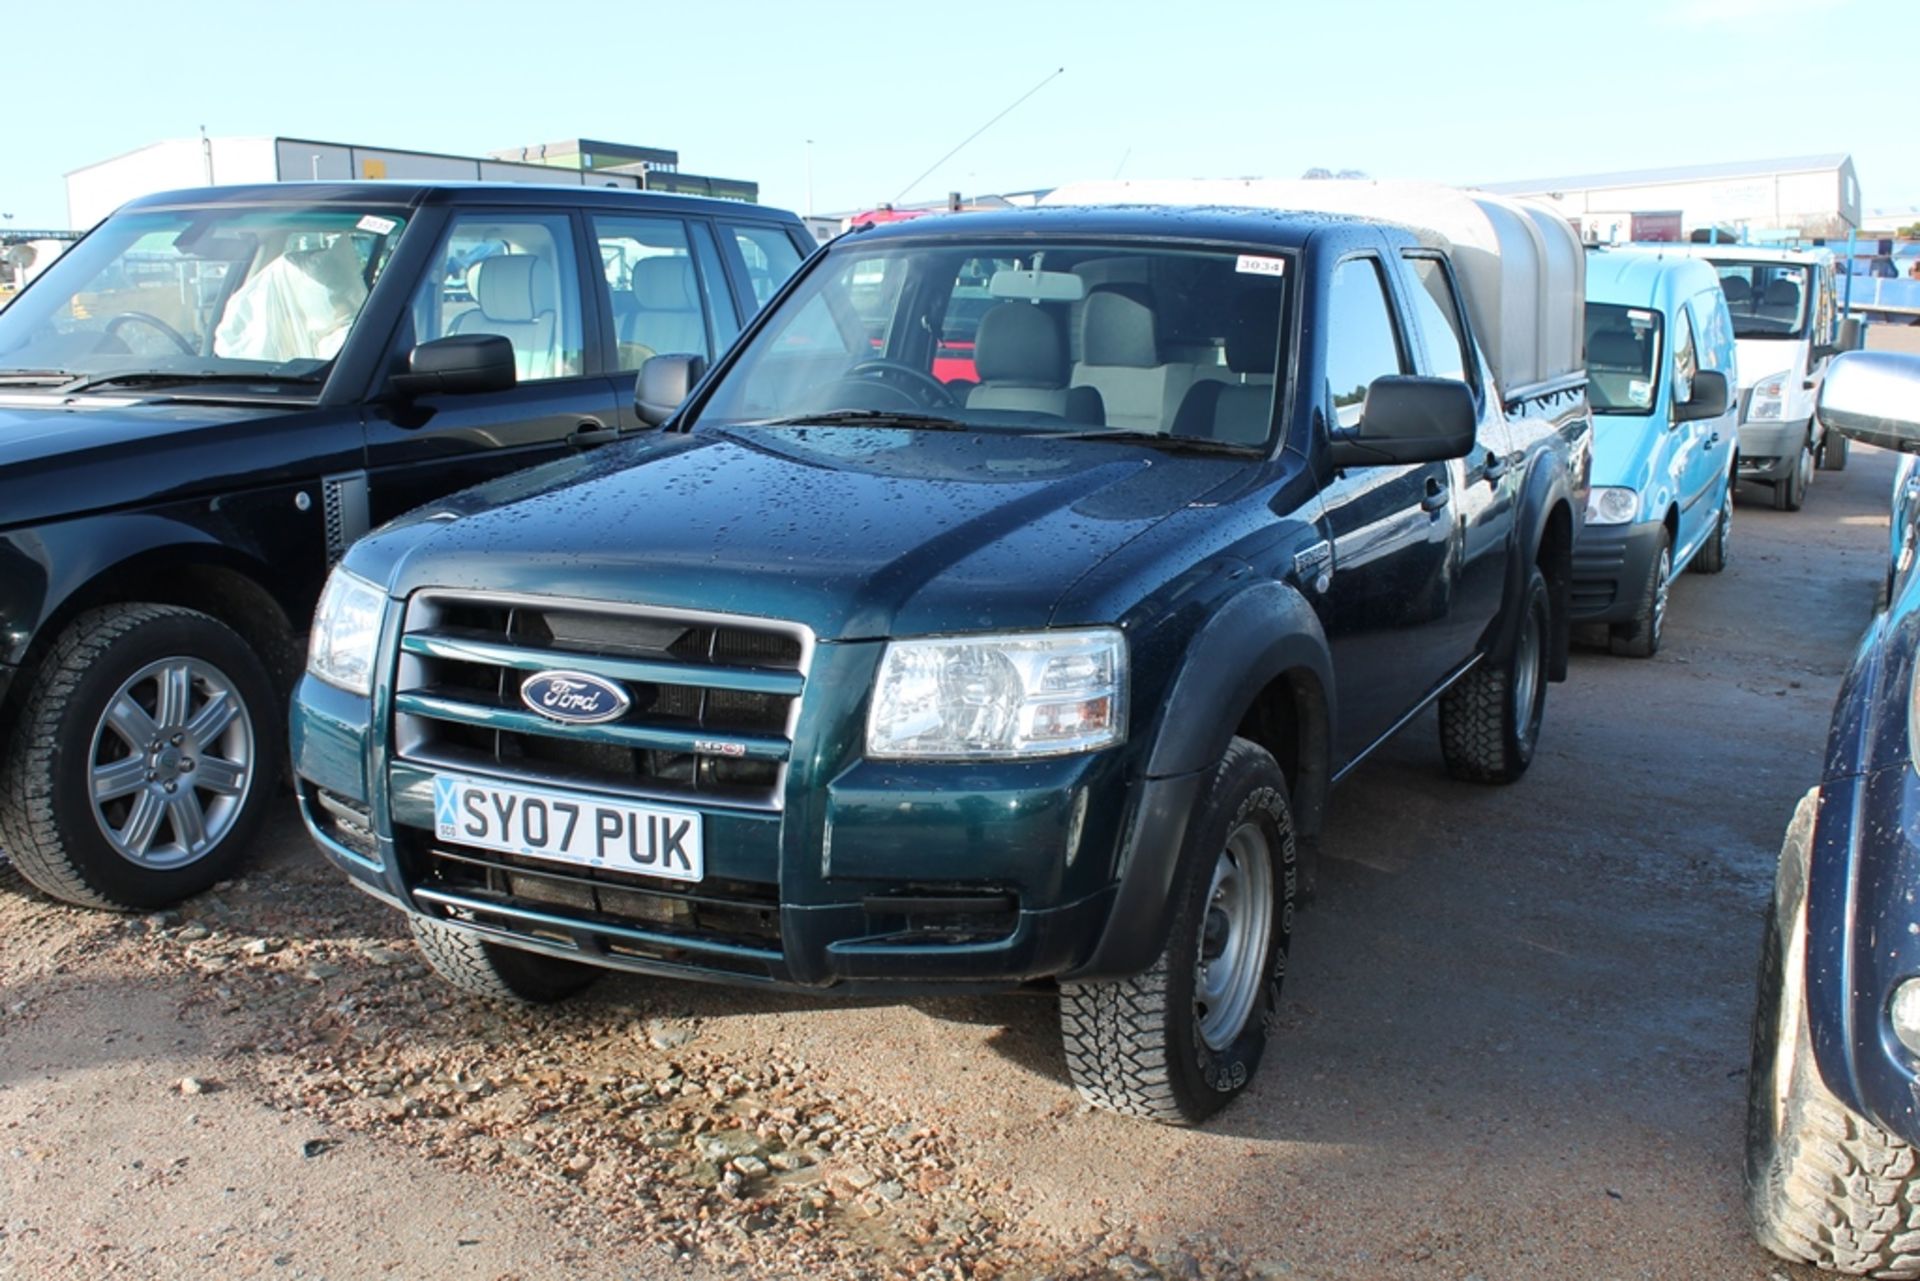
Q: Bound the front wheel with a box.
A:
[410,915,602,1003]
[1438,566,1550,783]
[1610,531,1672,658]
[1819,430,1851,472]
[0,604,279,910]
[1059,738,1295,1125]
[1746,790,1920,1277]
[1775,439,1813,512]
[1692,495,1732,575]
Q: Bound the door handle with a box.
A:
[1421,476,1450,512]
[568,419,619,448]
[1709,431,1721,446]
[1483,451,1509,483]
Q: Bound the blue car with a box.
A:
[1572,248,1738,656]
[1747,349,1920,1276]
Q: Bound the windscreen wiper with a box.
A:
[55,371,324,396]
[0,370,81,386]
[1033,428,1259,456]
[737,409,976,431]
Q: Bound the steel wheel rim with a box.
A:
[1195,822,1274,1052]
[1513,604,1543,743]
[87,657,254,869]
[1652,548,1672,641]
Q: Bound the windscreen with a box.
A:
[1708,260,1809,339]
[0,204,411,385]
[691,239,1291,448]
[1585,303,1663,415]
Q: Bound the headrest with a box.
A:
[1080,285,1159,368]
[467,255,546,323]
[1588,328,1644,369]
[1226,291,1282,375]
[1720,276,1751,303]
[634,256,697,309]
[974,302,1065,386]
[1763,279,1801,307]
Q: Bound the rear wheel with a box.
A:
[1746,790,1920,1277]
[1774,438,1813,512]
[1610,532,1672,658]
[1059,738,1294,1125]
[410,915,602,1003]
[1439,566,1550,783]
[0,605,278,910]
[1692,494,1732,575]
[1819,429,1851,472]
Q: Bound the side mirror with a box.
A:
[1840,316,1864,353]
[635,353,707,427]
[1328,376,1477,468]
[1674,369,1730,423]
[390,334,517,397]
[1818,351,1920,454]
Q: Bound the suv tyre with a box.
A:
[1439,566,1550,782]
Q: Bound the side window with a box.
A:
[590,214,712,371]
[410,213,584,382]
[1693,291,1733,374]
[726,223,805,310]
[1671,304,1697,404]
[1325,258,1408,429]
[1402,254,1474,390]
[690,223,740,352]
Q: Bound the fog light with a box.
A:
[1890,978,1920,1056]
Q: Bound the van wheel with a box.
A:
[1438,566,1549,782]
[1058,738,1294,1125]
[1819,430,1850,472]
[0,605,278,910]
[1775,440,1813,511]
[409,916,602,1003]
[1746,790,1920,1277]
[1692,496,1732,575]
[1610,532,1672,658]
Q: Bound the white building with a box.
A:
[1477,154,1861,242]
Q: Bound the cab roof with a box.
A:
[1585,247,1723,310]
[1661,242,1835,267]
[118,180,796,223]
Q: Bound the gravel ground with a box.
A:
[0,439,1900,1281]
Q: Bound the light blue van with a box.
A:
[1571,249,1739,656]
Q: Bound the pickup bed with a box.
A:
[292,200,1593,1123]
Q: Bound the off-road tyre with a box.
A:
[1820,430,1851,472]
[1692,494,1732,575]
[1439,566,1549,783]
[1747,789,1920,1278]
[1610,530,1672,658]
[1775,439,1813,512]
[0,604,278,910]
[410,915,602,1004]
[1058,737,1294,1125]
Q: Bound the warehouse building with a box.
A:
[1477,154,1861,243]
[65,134,759,230]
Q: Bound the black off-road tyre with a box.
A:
[410,915,602,1004]
[0,604,279,910]
[1058,737,1294,1125]
[1747,789,1920,1278]
[1439,566,1550,783]
[1692,495,1732,575]
[1610,530,1672,658]
[1820,429,1851,472]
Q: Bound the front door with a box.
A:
[363,208,620,528]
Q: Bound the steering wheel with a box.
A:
[843,358,957,408]
[104,311,196,356]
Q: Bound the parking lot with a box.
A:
[0,439,1898,1280]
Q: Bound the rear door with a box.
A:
[362,206,619,527]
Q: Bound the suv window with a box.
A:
[410,213,584,382]
[1402,254,1474,390]
[725,223,805,309]
[1671,304,1697,404]
[591,214,716,370]
[1326,258,1407,428]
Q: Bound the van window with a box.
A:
[1708,259,1809,340]
[1671,305,1697,404]
[1585,303,1661,414]
[1326,258,1406,429]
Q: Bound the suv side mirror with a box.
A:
[1819,351,1920,454]
[1328,376,1477,468]
[1674,369,1729,423]
[390,335,517,397]
[635,353,707,427]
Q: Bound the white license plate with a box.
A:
[431,773,703,882]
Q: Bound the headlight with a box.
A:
[308,567,387,696]
[1750,371,1789,422]
[1586,486,1639,526]
[867,629,1127,759]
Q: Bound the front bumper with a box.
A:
[1736,416,1811,483]
[1570,517,1665,624]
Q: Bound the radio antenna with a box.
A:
[890,67,1065,206]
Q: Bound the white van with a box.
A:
[1669,244,1848,510]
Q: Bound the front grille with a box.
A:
[393,592,811,811]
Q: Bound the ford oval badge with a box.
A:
[520,670,631,725]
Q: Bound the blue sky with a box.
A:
[2,0,1911,229]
